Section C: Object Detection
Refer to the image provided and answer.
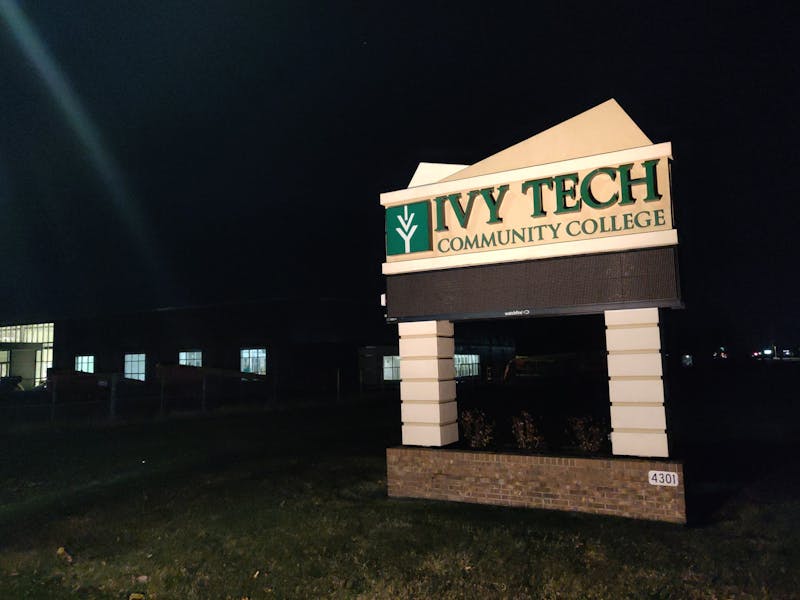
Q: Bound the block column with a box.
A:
[604,308,668,457]
[398,320,458,446]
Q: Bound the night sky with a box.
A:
[0,2,797,350]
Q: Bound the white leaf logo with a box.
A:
[395,205,418,253]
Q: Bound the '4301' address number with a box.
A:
[648,470,679,487]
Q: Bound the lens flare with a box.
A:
[0,0,163,275]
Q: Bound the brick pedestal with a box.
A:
[387,446,686,524]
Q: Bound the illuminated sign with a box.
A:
[382,143,675,275]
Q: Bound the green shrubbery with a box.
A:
[460,409,494,449]
[510,410,545,450]
[460,409,609,455]
[566,416,607,453]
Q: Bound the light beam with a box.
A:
[0,0,163,273]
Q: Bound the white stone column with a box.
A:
[604,308,669,457]
[398,320,458,446]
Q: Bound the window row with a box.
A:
[74,348,268,380]
[382,354,481,381]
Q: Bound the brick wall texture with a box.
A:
[387,447,686,524]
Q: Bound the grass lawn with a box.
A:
[0,400,798,599]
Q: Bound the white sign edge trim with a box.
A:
[382,229,678,275]
[380,142,672,207]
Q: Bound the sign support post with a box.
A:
[398,320,458,446]
[605,308,669,457]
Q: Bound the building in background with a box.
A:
[1,298,390,399]
[0,322,54,389]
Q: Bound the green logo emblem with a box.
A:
[386,201,432,255]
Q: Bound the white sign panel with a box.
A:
[648,470,679,487]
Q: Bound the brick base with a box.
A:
[387,446,686,524]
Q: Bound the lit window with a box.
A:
[383,355,400,381]
[240,348,267,375]
[0,322,54,385]
[455,354,480,378]
[0,350,9,378]
[179,350,202,367]
[75,355,95,373]
[124,353,146,381]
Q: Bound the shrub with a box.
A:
[460,409,494,449]
[511,411,545,450]
[566,416,608,454]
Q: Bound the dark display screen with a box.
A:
[386,247,681,322]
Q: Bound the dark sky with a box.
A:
[0,1,797,349]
